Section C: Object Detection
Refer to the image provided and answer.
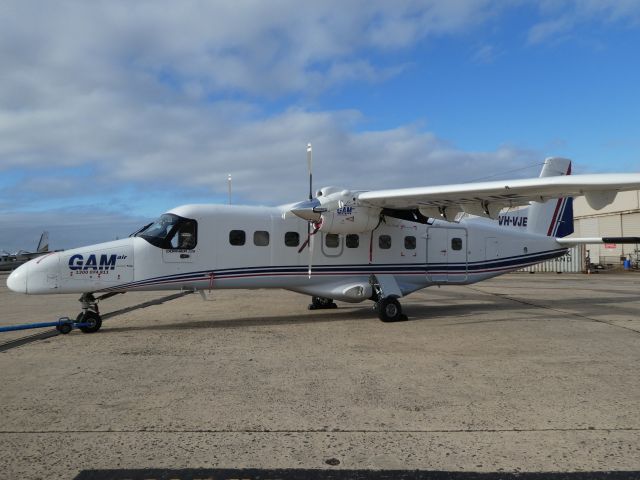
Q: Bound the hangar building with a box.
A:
[572,190,640,267]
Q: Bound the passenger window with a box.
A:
[325,234,340,248]
[379,235,392,249]
[346,234,359,248]
[284,231,300,247]
[404,236,416,250]
[254,230,270,246]
[451,237,463,250]
[229,230,245,246]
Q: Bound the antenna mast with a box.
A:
[227,174,232,205]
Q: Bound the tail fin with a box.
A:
[36,231,49,253]
[526,157,574,238]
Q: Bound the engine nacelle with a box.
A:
[319,205,380,234]
[290,188,381,233]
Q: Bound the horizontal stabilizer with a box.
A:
[557,237,640,245]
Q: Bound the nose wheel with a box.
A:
[77,292,103,333]
[76,310,102,333]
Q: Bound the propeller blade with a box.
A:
[307,143,313,200]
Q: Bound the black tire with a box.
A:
[377,297,403,322]
[77,310,102,333]
[312,296,334,308]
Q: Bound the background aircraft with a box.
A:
[0,232,50,272]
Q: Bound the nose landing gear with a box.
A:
[76,310,102,333]
[77,293,103,333]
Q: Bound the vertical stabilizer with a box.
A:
[526,157,574,237]
[36,231,49,253]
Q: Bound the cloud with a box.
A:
[2,0,635,249]
[528,0,640,45]
[0,1,495,102]
[0,209,147,252]
[472,44,500,64]
[0,0,541,211]
[0,99,543,206]
[527,17,574,45]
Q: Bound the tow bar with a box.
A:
[0,317,92,335]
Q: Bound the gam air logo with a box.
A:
[68,253,126,271]
[498,215,528,227]
[336,206,353,215]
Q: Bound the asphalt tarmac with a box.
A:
[0,272,639,480]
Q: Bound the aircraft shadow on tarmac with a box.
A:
[98,290,640,334]
[73,468,640,480]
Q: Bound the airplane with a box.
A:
[6,156,640,334]
[0,232,50,272]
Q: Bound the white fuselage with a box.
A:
[8,204,567,301]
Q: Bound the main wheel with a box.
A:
[309,296,337,310]
[77,310,102,333]
[312,296,334,308]
[377,297,403,322]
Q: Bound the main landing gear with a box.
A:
[374,296,406,323]
[370,274,408,323]
[308,296,338,310]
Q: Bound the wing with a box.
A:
[357,173,640,218]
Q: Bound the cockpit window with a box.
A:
[136,213,197,249]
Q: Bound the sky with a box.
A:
[1,0,639,252]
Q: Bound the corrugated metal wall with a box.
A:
[574,212,640,263]
[599,215,623,257]
[519,244,585,273]
[570,190,639,266]
[622,212,640,257]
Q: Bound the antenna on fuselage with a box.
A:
[227,174,232,205]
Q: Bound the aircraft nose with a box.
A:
[7,263,28,294]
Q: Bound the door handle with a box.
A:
[180,254,190,259]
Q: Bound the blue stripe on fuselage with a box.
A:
[101,248,568,292]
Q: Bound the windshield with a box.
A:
[136,213,197,249]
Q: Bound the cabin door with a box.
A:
[426,227,468,283]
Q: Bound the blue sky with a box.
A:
[0,1,639,251]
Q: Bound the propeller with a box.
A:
[291,144,338,277]
[292,143,323,278]
[294,144,323,258]
[307,143,313,201]
[306,143,314,278]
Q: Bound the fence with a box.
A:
[518,244,585,273]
